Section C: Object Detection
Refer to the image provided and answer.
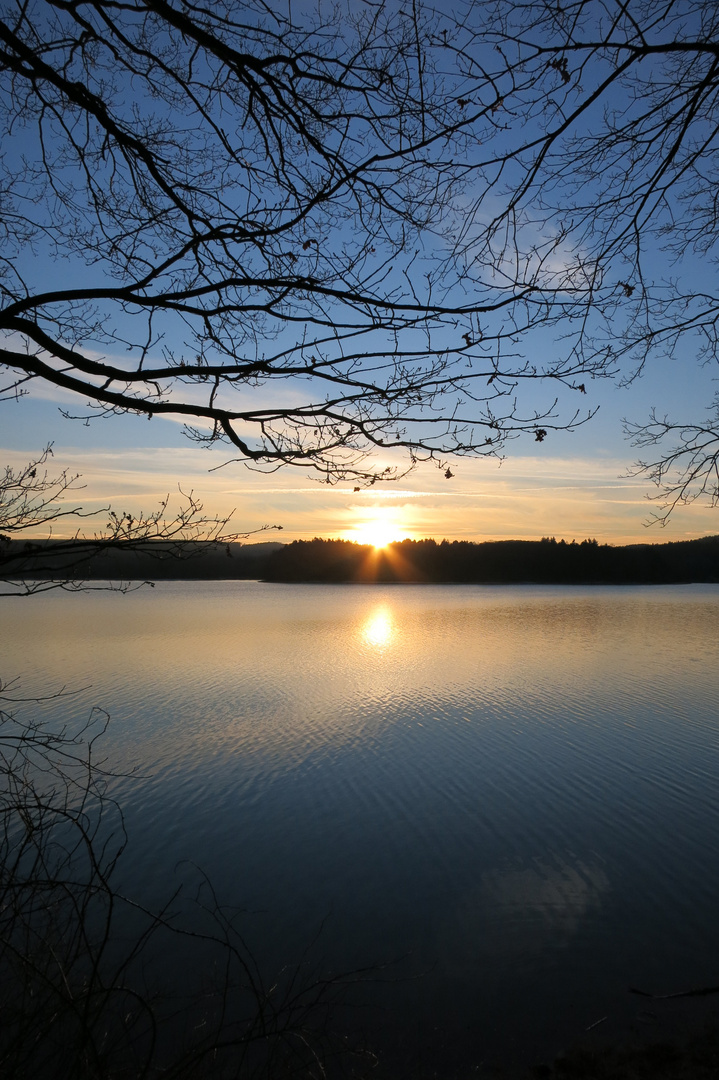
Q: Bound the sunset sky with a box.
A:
[3,2,718,550]
[4,333,717,546]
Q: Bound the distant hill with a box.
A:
[263,535,719,584]
[4,535,719,585]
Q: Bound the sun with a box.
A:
[354,521,397,549]
[352,510,405,549]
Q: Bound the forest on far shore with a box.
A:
[4,534,719,585]
[263,536,719,584]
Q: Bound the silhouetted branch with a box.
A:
[0,445,282,595]
[0,681,377,1079]
[439,0,719,516]
[625,400,719,525]
[0,0,602,487]
[3,0,717,511]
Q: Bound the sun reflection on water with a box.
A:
[362,607,394,648]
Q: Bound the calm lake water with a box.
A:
[3,581,719,1074]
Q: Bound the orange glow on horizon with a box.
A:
[347,507,407,549]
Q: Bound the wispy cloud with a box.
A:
[3,441,713,544]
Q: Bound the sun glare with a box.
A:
[352,510,405,549]
[355,523,395,549]
[362,607,394,648]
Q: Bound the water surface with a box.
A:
[3,582,719,1073]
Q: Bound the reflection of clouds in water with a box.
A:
[362,607,394,649]
[438,855,610,979]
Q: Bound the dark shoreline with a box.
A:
[265,535,719,586]
[4,534,719,586]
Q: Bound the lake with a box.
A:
[3,581,719,1075]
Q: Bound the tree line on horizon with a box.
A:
[6,533,719,586]
[264,536,719,584]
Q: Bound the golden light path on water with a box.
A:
[361,606,394,648]
[4,583,719,1075]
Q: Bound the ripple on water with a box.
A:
[3,582,719,1070]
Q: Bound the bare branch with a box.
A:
[0,445,281,595]
[0,0,602,486]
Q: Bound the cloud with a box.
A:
[2,436,714,544]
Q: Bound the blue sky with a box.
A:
[3,0,718,546]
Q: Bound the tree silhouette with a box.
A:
[0,679,375,1078]
[0,445,279,595]
[445,0,719,520]
[2,1,717,513]
[0,0,599,488]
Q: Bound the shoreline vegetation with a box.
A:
[3,534,719,586]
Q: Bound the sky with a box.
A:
[3,337,717,546]
[3,1,718,549]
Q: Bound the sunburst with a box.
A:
[352,509,404,549]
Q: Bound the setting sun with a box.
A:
[354,522,396,549]
[349,508,406,549]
